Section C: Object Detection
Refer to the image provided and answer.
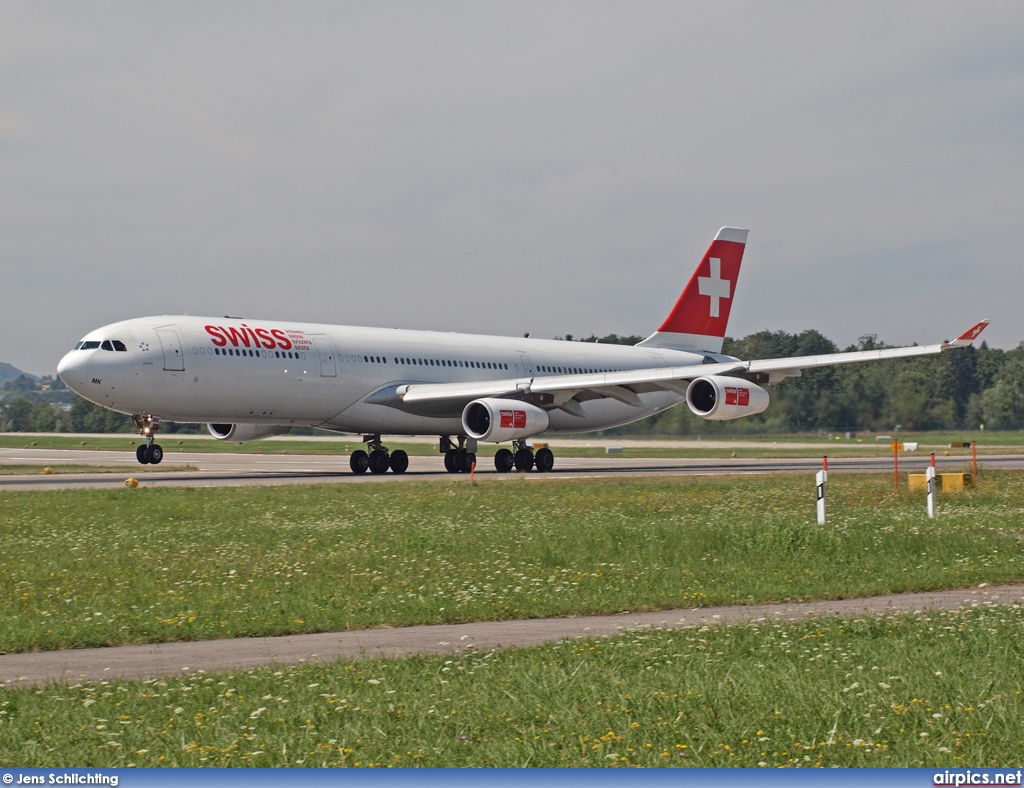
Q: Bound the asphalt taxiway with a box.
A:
[1,446,1021,490]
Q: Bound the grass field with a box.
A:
[2,473,1023,654]
[1,604,1021,767]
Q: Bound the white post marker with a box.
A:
[816,456,828,525]
[926,453,937,519]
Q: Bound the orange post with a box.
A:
[893,439,899,489]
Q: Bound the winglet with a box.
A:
[945,319,990,348]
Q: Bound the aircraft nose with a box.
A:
[57,350,89,393]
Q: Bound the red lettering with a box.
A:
[224,327,251,348]
[500,410,514,429]
[513,410,526,429]
[271,329,292,350]
[254,328,276,349]
[204,325,227,347]
[738,388,750,406]
[725,386,738,406]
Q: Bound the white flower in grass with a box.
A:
[250,707,266,719]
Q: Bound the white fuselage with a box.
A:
[56,316,706,438]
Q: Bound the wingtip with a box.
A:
[947,319,991,347]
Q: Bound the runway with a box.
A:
[2,584,1021,687]
[1,446,1020,490]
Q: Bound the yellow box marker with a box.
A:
[908,473,929,492]
[908,473,972,492]
[939,473,971,492]
[124,477,139,488]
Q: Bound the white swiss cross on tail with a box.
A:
[698,257,731,318]
[639,227,749,354]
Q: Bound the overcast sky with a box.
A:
[2,2,1023,376]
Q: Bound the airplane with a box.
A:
[56,228,989,475]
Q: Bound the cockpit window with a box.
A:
[101,340,114,351]
[112,340,127,351]
[74,341,83,350]
[80,341,101,350]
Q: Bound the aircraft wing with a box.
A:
[392,320,989,415]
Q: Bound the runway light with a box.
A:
[124,478,139,488]
[43,467,53,474]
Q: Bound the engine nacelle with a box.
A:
[462,398,550,442]
[685,376,770,421]
[207,423,292,443]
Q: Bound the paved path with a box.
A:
[2,584,1021,687]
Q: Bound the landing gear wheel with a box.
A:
[368,449,390,474]
[350,450,369,474]
[494,448,514,473]
[460,452,476,473]
[389,449,409,474]
[514,448,534,472]
[535,447,554,473]
[146,444,163,465]
[136,444,150,465]
[444,450,459,473]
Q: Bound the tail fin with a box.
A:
[637,227,748,353]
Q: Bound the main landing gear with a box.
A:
[440,435,477,474]
[493,440,554,473]
[132,413,164,465]
[350,435,408,475]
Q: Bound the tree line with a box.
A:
[558,330,1024,435]
[2,330,1023,434]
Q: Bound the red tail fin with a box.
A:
[638,227,748,353]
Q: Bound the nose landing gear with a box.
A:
[350,436,408,475]
[132,414,163,465]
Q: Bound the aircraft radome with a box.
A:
[57,228,989,474]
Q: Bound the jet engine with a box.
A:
[462,398,550,442]
[685,376,770,421]
[207,423,292,443]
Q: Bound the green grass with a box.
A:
[1,604,1022,767]
[2,473,1024,654]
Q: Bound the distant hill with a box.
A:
[0,362,39,386]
